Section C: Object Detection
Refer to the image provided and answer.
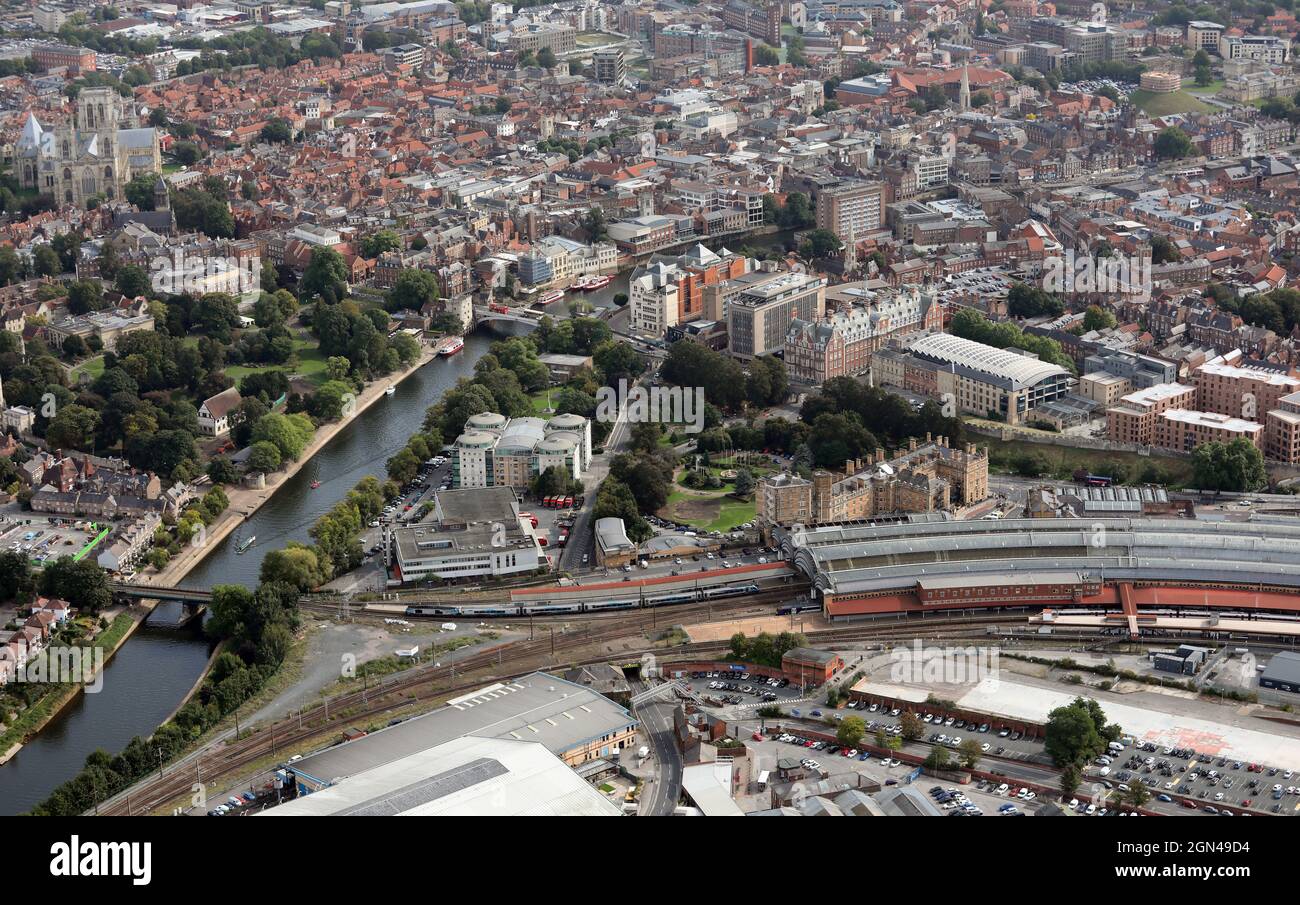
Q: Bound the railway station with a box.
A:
[779,517,1300,639]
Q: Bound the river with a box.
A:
[180,333,492,590]
[0,239,792,813]
[0,335,492,815]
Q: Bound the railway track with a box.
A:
[91,604,1297,816]
[93,604,1008,815]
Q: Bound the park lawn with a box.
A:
[663,465,758,532]
[575,31,621,48]
[661,489,756,532]
[703,498,756,532]
[225,337,329,385]
[1186,79,1224,96]
[1128,88,1214,116]
[69,355,106,382]
[529,388,559,415]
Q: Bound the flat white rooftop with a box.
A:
[263,736,621,817]
[958,679,1300,768]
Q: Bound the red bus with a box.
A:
[563,496,574,508]
[519,511,539,528]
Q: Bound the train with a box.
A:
[404,583,762,618]
[776,602,822,616]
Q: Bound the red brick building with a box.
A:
[782,647,843,687]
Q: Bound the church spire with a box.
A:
[959,63,971,111]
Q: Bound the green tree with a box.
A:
[359,230,401,258]
[39,557,112,614]
[260,118,294,143]
[924,746,951,770]
[246,440,282,472]
[1154,126,1194,160]
[66,280,105,315]
[1044,697,1111,767]
[46,404,101,451]
[1082,305,1117,332]
[387,267,440,311]
[1192,438,1267,492]
[33,244,62,277]
[300,247,349,303]
[115,264,151,298]
[836,714,866,747]
[1126,778,1152,808]
[1060,763,1081,798]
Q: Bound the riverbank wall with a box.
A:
[1,345,438,766]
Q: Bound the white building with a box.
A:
[451,412,592,489]
[197,387,242,438]
[629,260,682,337]
[387,487,544,583]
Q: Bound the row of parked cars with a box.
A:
[931,786,984,816]
[1100,739,1299,814]
[773,732,903,769]
[207,791,257,816]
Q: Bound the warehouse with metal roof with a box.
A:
[263,736,622,817]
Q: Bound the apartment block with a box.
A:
[727,271,826,359]
[814,180,886,242]
[1106,383,1197,445]
[452,412,592,490]
[1153,409,1264,452]
[1193,351,1300,420]
[1266,391,1300,464]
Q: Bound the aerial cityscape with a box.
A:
[0,0,1299,834]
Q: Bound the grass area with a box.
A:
[662,466,757,532]
[980,434,1196,487]
[575,31,621,48]
[225,336,329,385]
[69,355,106,383]
[1128,88,1215,115]
[1186,79,1224,96]
[90,612,136,653]
[529,388,559,415]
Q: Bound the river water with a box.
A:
[0,239,793,813]
[0,335,492,814]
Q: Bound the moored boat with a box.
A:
[438,336,465,357]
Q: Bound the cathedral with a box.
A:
[14,87,161,209]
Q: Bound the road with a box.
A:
[631,680,683,816]
[556,372,638,572]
